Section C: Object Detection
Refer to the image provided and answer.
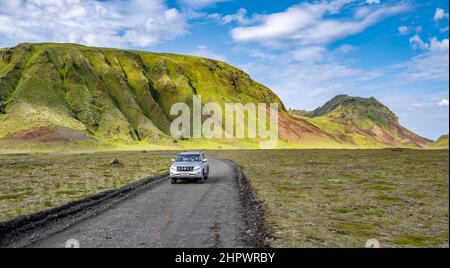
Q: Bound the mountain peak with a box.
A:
[288,94,430,148]
[309,95,395,121]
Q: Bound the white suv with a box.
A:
[169,152,209,184]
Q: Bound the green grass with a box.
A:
[209,149,449,248]
[374,195,403,202]
[333,221,375,237]
[394,232,442,247]
[0,151,171,221]
[0,149,448,248]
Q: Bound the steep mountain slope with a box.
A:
[0,43,431,149]
[0,43,329,148]
[290,95,431,148]
[431,135,449,148]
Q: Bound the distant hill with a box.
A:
[0,43,431,149]
[430,135,449,148]
[290,95,431,148]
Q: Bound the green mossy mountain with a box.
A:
[0,43,431,149]
[431,135,449,148]
[290,95,431,148]
[306,94,395,124]
[0,43,284,146]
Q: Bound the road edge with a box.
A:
[0,173,168,248]
[221,159,272,248]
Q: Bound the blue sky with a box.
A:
[0,0,448,139]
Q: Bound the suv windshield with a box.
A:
[175,154,201,162]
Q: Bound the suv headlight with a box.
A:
[170,165,177,171]
[193,165,201,171]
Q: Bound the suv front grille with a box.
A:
[177,166,194,172]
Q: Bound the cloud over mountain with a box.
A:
[0,0,187,49]
[230,1,410,47]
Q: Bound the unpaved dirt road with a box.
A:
[21,159,249,248]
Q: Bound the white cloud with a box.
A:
[191,45,228,62]
[394,36,449,82]
[409,35,429,50]
[334,44,358,54]
[230,5,318,45]
[208,8,256,25]
[230,1,409,47]
[293,5,410,46]
[241,48,276,60]
[434,8,449,22]
[178,0,231,9]
[239,54,383,110]
[429,37,449,53]
[292,46,326,63]
[220,8,250,25]
[394,52,449,82]
[398,26,423,37]
[409,35,448,53]
[439,99,449,107]
[398,26,410,35]
[0,0,188,49]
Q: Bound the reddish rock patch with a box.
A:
[279,112,330,142]
[5,127,88,142]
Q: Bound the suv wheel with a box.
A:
[171,178,177,184]
[198,175,205,184]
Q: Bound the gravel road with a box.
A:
[24,159,248,248]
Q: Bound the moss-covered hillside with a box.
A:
[0,43,287,147]
[0,43,432,149]
[290,95,431,148]
[431,135,449,149]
